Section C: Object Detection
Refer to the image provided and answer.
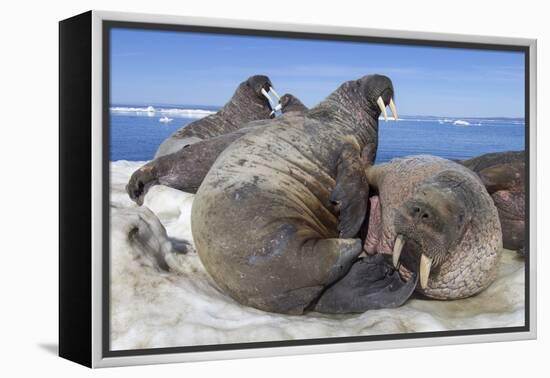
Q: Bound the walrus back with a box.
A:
[191,118,347,312]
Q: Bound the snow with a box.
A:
[110,160,526,351]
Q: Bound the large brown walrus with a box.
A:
[459,150,525,254]
[127,94,307,204]
[154,75,280,158]
[191,75,413,315]
[359,155,502,301]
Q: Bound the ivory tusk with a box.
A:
[419,254,433,289]
[389,98,399,120]
[261,88,275,106]
[393,234,405,267]
[269,87,281,100]
[377,96,388,121]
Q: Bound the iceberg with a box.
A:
[159,116,173,123]
[453,120,471,126]
[111,106,216,119]
[110,161,525,350]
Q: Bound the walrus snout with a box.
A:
[392,185,469,289]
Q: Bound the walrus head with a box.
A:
[365,156,501,300]
[392,171,471,290]
[356,74,398,121]
[279,93,308,114]
[245,75,281,117]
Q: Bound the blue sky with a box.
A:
[110,28,525,118]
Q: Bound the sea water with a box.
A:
[110,105,525,162]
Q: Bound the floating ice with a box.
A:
[110,106,216,119]
[109,161,525,350]
[453,120,471,126]
[159,116,173,123]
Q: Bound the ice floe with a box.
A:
[110,160,526,350]
[111,106,216,119]
[159,116,173,123]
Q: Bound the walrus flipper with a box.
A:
[314,254,418,314]
[249,238,363,314]
[127,131,247,203]
[330,141,369,238]
[127,163,160,206]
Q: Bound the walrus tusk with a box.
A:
[389,98,398,120]
[269,87,281,100]
[377,96,388,121]
[270,103,283,116]
[393,234,405,267]
[261,88,275,106]
[419,254,433,289]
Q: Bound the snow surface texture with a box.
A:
[110,161,525,350]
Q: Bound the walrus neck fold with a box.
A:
[307,81,379,149]
[218,83,272,126]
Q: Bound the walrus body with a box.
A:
[155,75,279,158]
[460,151,525,254]
[364,155,502,300]
[127,95,307,204]
[192,75,413,314]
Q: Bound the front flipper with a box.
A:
[127,145,197,205]
[330,140,369,238]
[314,254,417,314]
[127,163,160,206]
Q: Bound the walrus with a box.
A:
[191,75,411,315]
[154,75,280,158]
[459,150,525,254]
[278,93,307,114]
[127,94,307,204]
[359,155,502,300]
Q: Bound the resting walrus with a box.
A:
[155,75,280,158]
[459,150,525,254]
[360,155,502,300]
[191,75,411,315]
[127,95,307,204]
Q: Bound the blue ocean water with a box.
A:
[109,105,525,163]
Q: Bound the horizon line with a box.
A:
[109,104,525,120]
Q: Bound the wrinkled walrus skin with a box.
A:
[192,75,412,315]
[364,155,502,300]
[154,75,277,158]
[127,95,307,204]
[459,150,525,254]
